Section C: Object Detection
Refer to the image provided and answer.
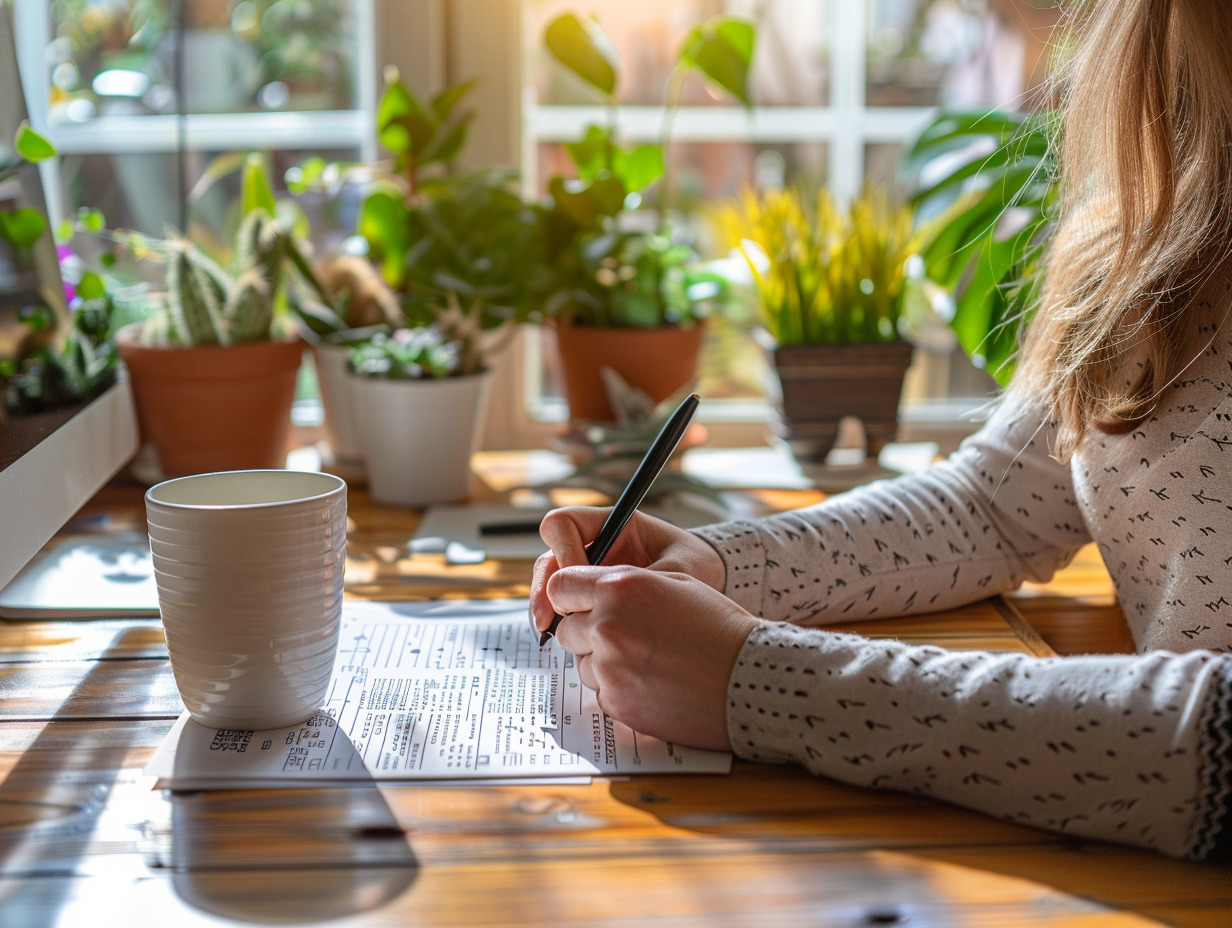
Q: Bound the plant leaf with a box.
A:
[421,110,474,166]
[906,108,1023,157]
[566,124,614,179]
[548,175,626,231]
[950,232,1026,374]
[286,156,327,194]
[241,153,277,218]
[430,79,476,120]
[76,207,106,232]
[545,13,618,98]
[358,189,413,288]
[15,122,56,162]
[0,207,47,248]
[679,16,755,106]
[76,270,106,300]
[187,150,250,205]
[377,71,437,162]
[612,144,664,194]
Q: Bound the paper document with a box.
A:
[147,599,730,787]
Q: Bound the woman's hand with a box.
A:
[529,507,726,638]
[540,562,758,751]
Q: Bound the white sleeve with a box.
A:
[729,622,1232,859]
[693,397,1091,624]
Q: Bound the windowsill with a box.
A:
[523,395,991,455]
[295,393,990,455]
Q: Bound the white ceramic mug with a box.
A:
[145,470,347,730]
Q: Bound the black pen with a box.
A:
[479,520,545,536]
[539,392,700,646]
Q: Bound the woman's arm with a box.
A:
[535,548,1232,860]
[730,622,1232,861]
[694,398,1091,625]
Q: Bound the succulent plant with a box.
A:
[138,208,335,348]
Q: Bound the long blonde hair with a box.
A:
[1013,0,1232,459]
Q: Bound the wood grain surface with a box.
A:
[0,472,1228,926]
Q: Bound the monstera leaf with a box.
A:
[908,109,1057,385]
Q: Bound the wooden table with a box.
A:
[1,474,1230,927]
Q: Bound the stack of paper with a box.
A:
[147,599,731,788]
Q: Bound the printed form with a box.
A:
[147,599,731,786]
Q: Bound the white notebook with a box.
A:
[0,530,160,619]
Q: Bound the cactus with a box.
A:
[225,267,275,343]
[165,241,233,346]
[236,211,285,303]
[145,208,325,347]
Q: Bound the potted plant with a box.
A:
[537,12,754,423]
[294,70,542,485]
[717,184,925,462]
[2,125,124,426]
[344,302,496,507]
[115,155,338,479]
[295,251,400,470]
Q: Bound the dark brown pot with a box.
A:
[767,341,915,462]
[552,316,705,423]
[117,326,304,478]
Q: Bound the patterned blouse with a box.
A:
[692,327,1232,860]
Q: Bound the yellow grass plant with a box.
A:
[719,185,921,346]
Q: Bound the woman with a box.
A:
[529,0,1232,861]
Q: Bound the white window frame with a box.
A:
[12,0,988,452]
[511,1,982,451]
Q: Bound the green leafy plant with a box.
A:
[2,124,120,415]
[368,67,475,197]
[718,185,924,347]
[907,108,1057,385]
[3,289,119,415]
[311,71,542,375]
[359,166,543,335]
[0,122,55,250]
[552,227,730,328]
[538,12,755,328]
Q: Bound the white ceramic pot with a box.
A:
[351,370,492,507]
[312,343,365,466]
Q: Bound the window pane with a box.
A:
[535,139,827,208]
[528,0,830,107]
[524,0,1063,428]
[56,147,361,237]
[862,141,906,195]
[46,0,359,124]
[866,0,1058,108]
[668,140,828,214]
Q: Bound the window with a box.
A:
[517,0,1058,449]
[12,0,376,232]
[12,0,1058,452]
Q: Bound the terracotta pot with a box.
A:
[117,326,304,478]
[552,317,705,423]
[765,341,915,462]
[350,370,492,507]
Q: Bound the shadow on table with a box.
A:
[0,624,181,928]
[605,762,1230,926]
[165,722,418,923]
